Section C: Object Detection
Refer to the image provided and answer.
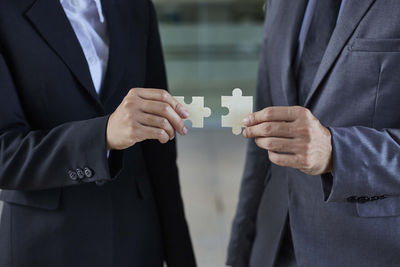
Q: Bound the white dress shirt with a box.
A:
[61,0,110,157]
[60,0,109,94]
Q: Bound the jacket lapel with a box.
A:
[25,0,103,109]
[278,0,308,106]
[99,0,126,103]
[100,0,147,105]
[303,0,376,107]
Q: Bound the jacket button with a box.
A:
[84,167,94,178]
[347,196,358,203]
[68,170,78,181]
[357,196,370,203]
[76,168,85,180]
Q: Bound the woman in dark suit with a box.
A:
[0,0,196,266]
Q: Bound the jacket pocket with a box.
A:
[0,189,61,210]
[350,38,400,52]
[356,197,400,218]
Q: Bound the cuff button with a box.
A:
[357,196,370,203]
[76,168,85,180]
[347,196,358,203]
[371,196,380,201]
[84,167,94,178]
[68,170,78,181]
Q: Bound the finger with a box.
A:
[244,106,304,127]
[138,124,170,144]
[268,151,300,169]
[136,88,189,119]
[255,137,298,154]
[140,99,187,135]
[243,122,294,139]
[138,113,175,140]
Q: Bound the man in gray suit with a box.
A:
[228,0,400,266]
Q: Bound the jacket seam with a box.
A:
[372,63,382,128]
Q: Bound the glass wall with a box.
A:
[155,0,265,124]
[153,0,265,265]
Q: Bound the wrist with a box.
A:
[106,114,115,150]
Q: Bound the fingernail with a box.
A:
[243,117,249,126]
[182,126,188,135]
[180,107,190,118]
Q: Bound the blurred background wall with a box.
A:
[153,0,265,265]
[0,1,266,266]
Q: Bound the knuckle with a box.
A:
[298,126,313,137]
[124,112,133,121]
[244,128,252,137]
[264,139,273,150]
[299,107,311,118]
[123,100,134,109]
[246,127,253,137]
[162,103,171,113]
[129,88,138,96]
[159,130,169,143]
[305,142,313,152]
[178,118,185,127]
[160,90,169,101]
[248,113,256,124]
[264,108,273,120]
[305,128,314,139]
[160,118,169,129]
[157,129,167,140]
[122,100,134,111]
[263,123,272,135]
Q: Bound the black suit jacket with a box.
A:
[0,0,196,266]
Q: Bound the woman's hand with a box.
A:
[106,88,189,150]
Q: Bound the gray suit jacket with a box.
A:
[228,0,400,266]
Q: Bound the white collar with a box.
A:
[60,0,105,23]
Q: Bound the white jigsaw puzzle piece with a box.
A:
[174,96,212,128]
[222,88,253,135]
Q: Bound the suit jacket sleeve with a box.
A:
[321,126,400,202]
[141,2,196,267]
[0,48,112,191]
[226,24,272,266]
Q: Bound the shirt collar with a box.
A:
[60,0,105,23]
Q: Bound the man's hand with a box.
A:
[242,106,333,176]
[106,88,189,150]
